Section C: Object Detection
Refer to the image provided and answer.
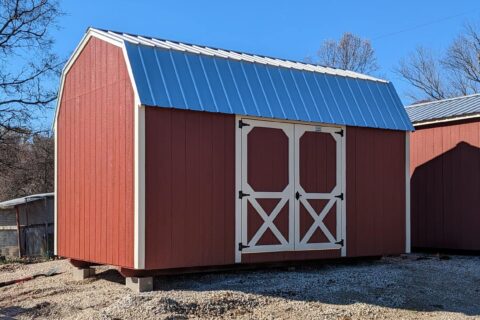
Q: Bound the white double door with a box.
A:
[237,119,345,257]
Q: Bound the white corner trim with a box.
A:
[234,115,242,263]
[341,126,347,257]
[121,39,145,270]
[405,132,411,253]
[134,103,146,269]
[54,120,58,255]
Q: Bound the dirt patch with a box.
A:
[1,254,479,319]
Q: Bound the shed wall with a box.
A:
[144,108,406,269]
[144,107,236,270]
[346,127,406,257]
[410,119,480,250]
[57,37,135,268]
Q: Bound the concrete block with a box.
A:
[125,276,153,292]
[72,267,95,281]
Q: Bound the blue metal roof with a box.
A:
[117,33,413,131]
[406,94,480,124]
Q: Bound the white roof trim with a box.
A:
[413,113,480,127]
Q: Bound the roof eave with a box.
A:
[412,113,480,127]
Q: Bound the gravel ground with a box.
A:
[0,254,479,319]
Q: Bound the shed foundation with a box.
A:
[72,267,95,281]
[126,276,153,292]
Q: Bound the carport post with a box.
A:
[15,205,22,258]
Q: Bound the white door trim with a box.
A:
[235,118,347,260]
[239,119,295,254]
[293,124,345,253]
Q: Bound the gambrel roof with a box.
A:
[55,28,413,131]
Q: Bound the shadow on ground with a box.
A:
[0,302,51,319]
[134,254,480,317]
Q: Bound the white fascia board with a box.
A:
[413,113,480,127]
[52,28,124,130]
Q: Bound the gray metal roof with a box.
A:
[406,94,480,124]
[84,28,413,131]
[0,193,54,210]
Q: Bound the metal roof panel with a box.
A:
[120,33,412,131]
[406,94,480,124]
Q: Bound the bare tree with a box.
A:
[0,0,61,199]
[443,23,480,94]
[0,0,61,139]
[0,132,53,201]
[314,32,379,74]
[397,47,449,101]
[397,22,480,102]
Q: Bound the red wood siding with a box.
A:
[57,37,135,268]
[144,107,235,270]
[410,119,480,250]
[346,127,406,257]
[144,112,406,269]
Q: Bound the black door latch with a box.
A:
[335,239,344,246]
[295,191,301,200]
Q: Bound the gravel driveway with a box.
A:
[0,254,479,319]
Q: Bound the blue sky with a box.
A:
[47,0,480,126]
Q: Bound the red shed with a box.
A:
[407,94,480,251]
[54,28,413,290]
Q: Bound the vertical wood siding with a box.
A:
[144,107,235,270]
[144,111,406,269]
[346,127,406,257]
[57,38,135,268]
[410,119,480,250]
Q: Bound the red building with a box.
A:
[54,28,413,291]
[407,94,480,252]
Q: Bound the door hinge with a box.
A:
[238,120,250,129]
[335,239,344,247]
[335,193,344,200]
[238,242,250,251]
[295,191,301,200]
[238,190,250,199]
[335,129,344,137]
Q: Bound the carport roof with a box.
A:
[0,193,54,210]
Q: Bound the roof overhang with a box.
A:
[413,113,480,127]
[0,193,54,210]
